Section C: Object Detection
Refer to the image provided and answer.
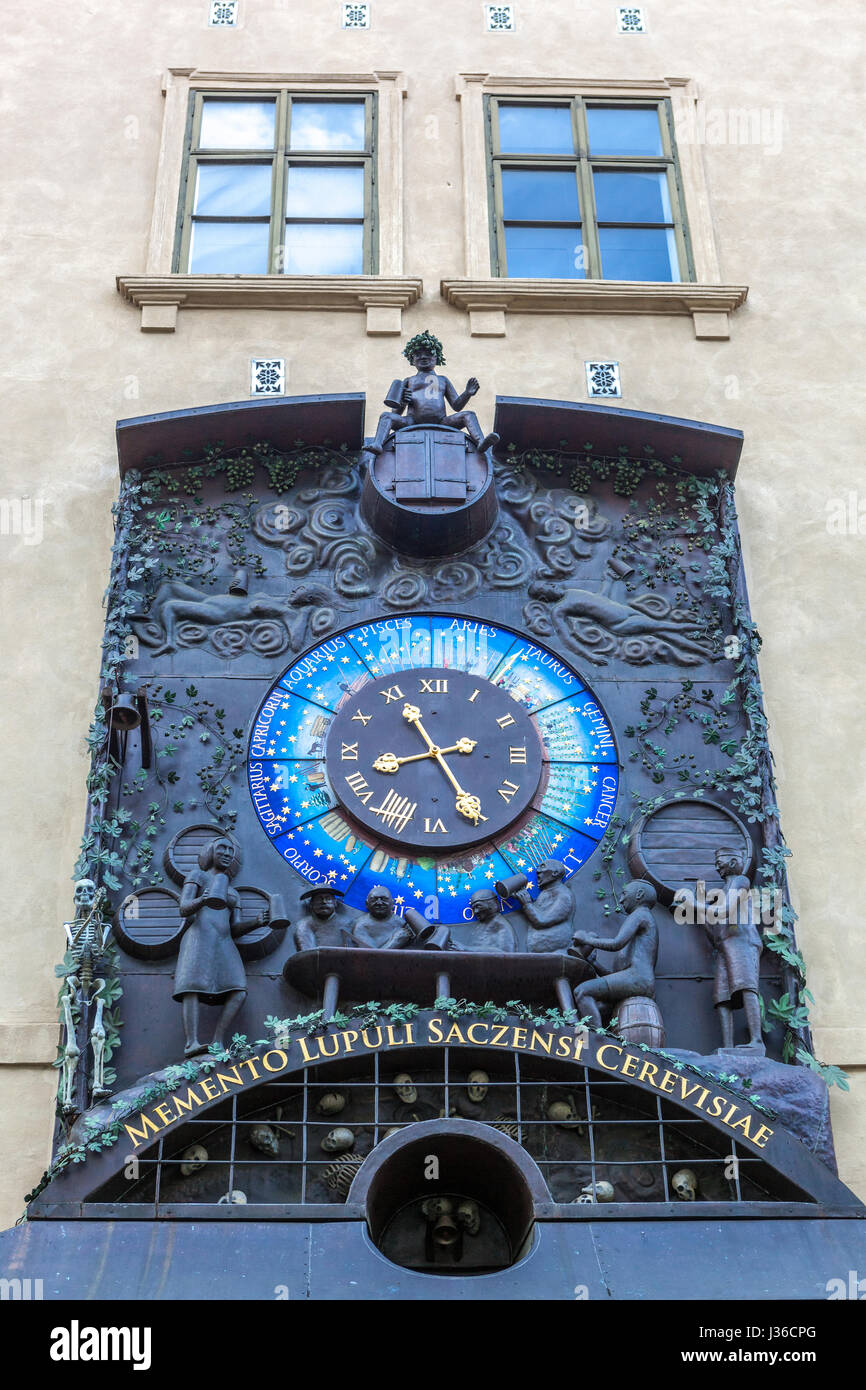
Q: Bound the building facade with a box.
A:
[1,0,865,1296]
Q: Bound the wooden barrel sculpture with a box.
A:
[616,996,665,1049]
[627,797,754,906]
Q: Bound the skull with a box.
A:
[73,879,97,910]
[466,1070,489,1103]
[218,1189,247,1205]
[456,1199,481,1236]
[672,1168,698,1201]
[248,1123,279,1157]
[393,1073,417,1104]
[547,1098,579,1127]
[577,1181,615,1204]
[421,1196,453,1221]
[321,1126,355,1154]
[316,1091,347,1116]
[179,1143,208,1177]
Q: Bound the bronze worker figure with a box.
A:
[364,331,499,459]
[468,888,519,954]
[173,835,266,1057]
[352,885,415,949]
[293,885,356,951]
[708,847,764,1051]
[571,880,659,1027]
[515,859,576,953]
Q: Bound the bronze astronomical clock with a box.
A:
[248,614,619,923]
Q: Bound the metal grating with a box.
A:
[484,5,516,31]
[342,2,371,27]
[250,359,286,397]
[586,361,622,398]
[616,6,646,33]
[208,0,239,25]
[100,1048,808,1213]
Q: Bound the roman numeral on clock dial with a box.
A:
[419,678,448,693]
[345,771,373,804]
[498,779,521,803]
[340,741,358,760]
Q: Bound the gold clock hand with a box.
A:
[373,738,477,774]
[402,704,486,824]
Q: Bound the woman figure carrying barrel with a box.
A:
[570,880,660,1032]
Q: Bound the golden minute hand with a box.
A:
[402,705,486,825]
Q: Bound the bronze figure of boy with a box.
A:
[365,331,499,458]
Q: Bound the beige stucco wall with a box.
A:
[1,0,864,1227]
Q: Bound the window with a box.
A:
[175,91,378,275]
[485,96,692,282]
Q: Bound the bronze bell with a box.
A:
[108,691,141,731]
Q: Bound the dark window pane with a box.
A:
[289,101,366,150]
[598,226,679,280]
[285,165,365,218]
[504,225,586,278]
[497,103,574,154]
[282,222,364,273]
[194,163,272,216]
[502,168,580,222]
[593,170,672,223]
[199,99,276,150]
[586,105,663,156]
[189,221,270,273]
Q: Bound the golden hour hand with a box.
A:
[401,704,487,826]
[373,737,476,774]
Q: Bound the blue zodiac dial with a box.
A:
[247,614,619,924]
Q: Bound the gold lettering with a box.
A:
[707,1094,726,1118]
[362,1026,383,1048]
[424,817,448,833]
[385,1024,406,1047]
[598,1043,624,1070]
[509,745,527,764]
[427,1016,444,1043]
[419,678,448,693]
[153,1103,173,1128]
[261,1049,288,1073]
[620,1053,639,1078]
[341,1030,359,1053]
[468,689,480,703]
[722,1102,740,1125]
[345,771,373,805]
[497,778,521,804]
[444,1023,467,1045]
[572,1032,586,1062]
[123,1113,162,1149]
[351,709,372,727]
[727,1114,755,1139]
[217,1066,243,1092]
[658,1070,678,1094]
[380,685,404,704]
[405,1023,416,1044]
[556,1034,573,1059]
[512,1027,528,1049]
[298,1037,318,1064]
[677,1077,704,1103]
[199,1077,219,1101]
[496,714,516,729]
[693,1087,710,1110]
[341,741,359,761]
[529,1029,553,1055]
[466,1023,490,1044]
[171,1086,204,1118]
[317,1034,340,1058]
[239,1057,261,1080]
[490,1024,510,1047]
[752,1124,774,1148]
[637,1060,658,1085]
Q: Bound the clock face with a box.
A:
[247,614,619,924]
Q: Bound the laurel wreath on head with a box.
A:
[403,330,445,365]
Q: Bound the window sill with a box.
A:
[116,274,424,334]
[440,278,749,339]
